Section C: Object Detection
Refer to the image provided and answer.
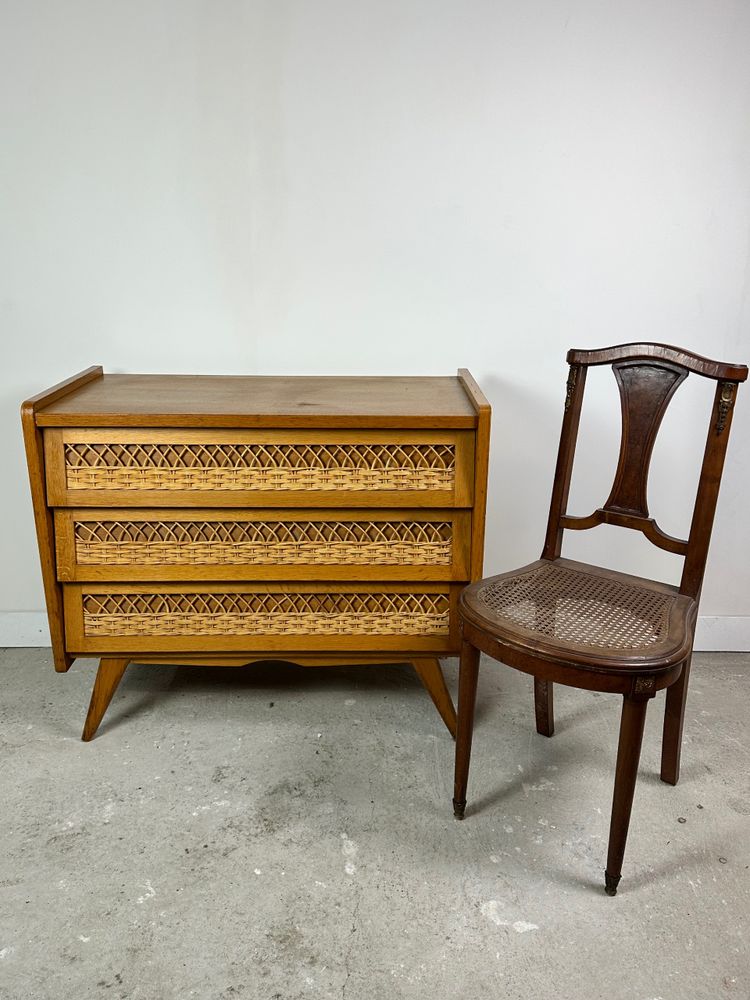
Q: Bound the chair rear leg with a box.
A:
[453,639,481,819]
[534,678,554,736]
[660,655,692,786]
[605,693,650,895]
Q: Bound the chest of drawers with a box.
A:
[22,369,490,740]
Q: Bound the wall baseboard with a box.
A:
[0,611,748,654]
[693,616,750,653]
[1,612,52,647]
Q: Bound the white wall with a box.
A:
[2,0,749,648]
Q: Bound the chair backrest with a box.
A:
[542,343,748,600]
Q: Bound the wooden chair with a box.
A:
[453,343,747,895]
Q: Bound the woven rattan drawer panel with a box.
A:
[55,509,472,582]
[45,429,474,508]
[63,583,461,654]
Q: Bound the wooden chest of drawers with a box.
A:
[22,369,490,740]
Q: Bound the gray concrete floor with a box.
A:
[0,649,748,1000]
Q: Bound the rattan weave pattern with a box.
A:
[64,443,456,492]
[82,591,450,637]
[73,519,453,566]
[476,562,673,650]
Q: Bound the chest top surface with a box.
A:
[34,374,479,428]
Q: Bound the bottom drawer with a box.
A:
[63,583,460,654]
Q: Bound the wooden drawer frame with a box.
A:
[45,428,475,509]
[63,582,462,655]
[54,508,472,583]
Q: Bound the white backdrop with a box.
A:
[2,0,749,648]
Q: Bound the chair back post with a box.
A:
[679,377,743,600]
[541,360,587,561]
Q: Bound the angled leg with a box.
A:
[412,658,457,738]
[82,657,130,742]
[605,693,650,895]
[453,639,481,819]
[534,678,554,737]
[660,655,692,786]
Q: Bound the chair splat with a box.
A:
[603,360,687,519]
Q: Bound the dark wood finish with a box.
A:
[34,375,477,428]
[22,369,488,741]
[542,364,587,561]
[82,657,130,741]
[534,678,554,737]
[560,509,688,555]
[453,638,480,819]
[459,614,684,697]
[680,379,741,599]
[568,343,748,382]
[660,654,692,785]
[461,559,696,674]
[603,361,687,518]
[21,367,104,672]
[455,343,746,894]
[605,694,651,895]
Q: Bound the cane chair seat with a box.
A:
[460,558,696,671]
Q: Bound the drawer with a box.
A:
[55,509,472,582]
[63,583,461,654]
[45,429,474,508]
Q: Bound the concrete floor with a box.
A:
[0,649,748,1000]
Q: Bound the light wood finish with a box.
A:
[21,367,103,672]
[412,657,458,737]
[34,374,478,428]
[133,653,445,667]
[458,369,492,581]
[62,582,461,654]
[82,657,130,741]
[24,369,489,739]
[78,653,455,742]
[44,428,475,510]
[54,508,472,582]
[455,343,746,894]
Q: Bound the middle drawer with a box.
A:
[54,508,472,582]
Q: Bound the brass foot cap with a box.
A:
[604,872,621,896]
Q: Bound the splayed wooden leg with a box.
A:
[412,657,457,738]
[82,657,130,742]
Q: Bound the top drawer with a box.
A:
[44,429,475,508]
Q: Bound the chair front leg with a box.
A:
[660,654,692,786]
[605,692,651,895]
[453,638,481,819]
